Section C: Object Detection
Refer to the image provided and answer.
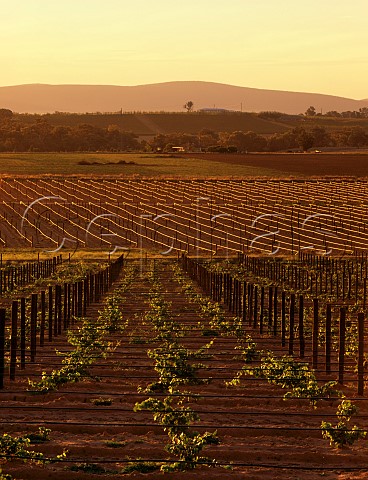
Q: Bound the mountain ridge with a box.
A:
[0,81,367,114]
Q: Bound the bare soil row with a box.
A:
[0,260,367,479]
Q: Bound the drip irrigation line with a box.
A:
[3,405,368,418]
[14,357,357,372]
[8,372,363,383]
[1,420,368,433]
[2,354,253,361]
[0,454,367,471]
[9,359,360,375]
[1,342,278,351]
[39,334,363,351]
[7,372,363,384]
[6,390,364,400]
[18,355,356,372]
[2,351,361,369]
[3,346,360,360]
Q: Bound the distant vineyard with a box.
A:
[1,178,368,257]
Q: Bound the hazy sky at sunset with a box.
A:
[1,0,367,98]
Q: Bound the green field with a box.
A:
[0,152,284,177]
[1,152,368,178]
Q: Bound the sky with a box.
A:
[1,0,368,99]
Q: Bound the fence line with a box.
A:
[181,254,365,396]
[0,254,125,388]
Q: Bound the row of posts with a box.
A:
[181,255,365,396]
[0,255,63,295]
[0,254,125,388]
[238,253,367,304]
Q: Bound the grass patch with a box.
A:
[0,152,287,177]
[202,329,219,337]
[121,460,161,474]
[91,397,113,406]
[129,335,149,344]
[70,463,116,474]
[24,427,51,444]
[104,439,127,448]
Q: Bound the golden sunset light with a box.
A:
[1,3,368,480]
[1,0,367,98]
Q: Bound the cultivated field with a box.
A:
[0,153,283,177]
[1,175,368,479]
[14,112,290,135]
[193,152,368,177]
[14,111,368,135]
[1,254,368,479]
[1,177,368,254]
[1,152,368,177]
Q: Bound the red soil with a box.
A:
[191,152,368,177]
[1,260,367,480]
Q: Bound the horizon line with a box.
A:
[0,80,365,101]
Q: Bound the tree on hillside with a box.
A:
[331,129,350,147]
[257,111,284,120]
[0,109,13,121]
[183,101,194,112]
[297,128,314,151]
[325,111,341,117]
[311,126,332,147]
[267,133,294,152]
[347,126,368,147]
[224,131,266,152]
[198,129,219,149]
[305,106,316,116]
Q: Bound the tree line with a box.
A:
[304,106,368,118]
[0,110,368,153]
[150,126,368,153]
[0,117,140,152]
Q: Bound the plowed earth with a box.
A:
[191,152,368,177]
[1,259,367,480]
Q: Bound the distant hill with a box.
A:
[0,81,367,115]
